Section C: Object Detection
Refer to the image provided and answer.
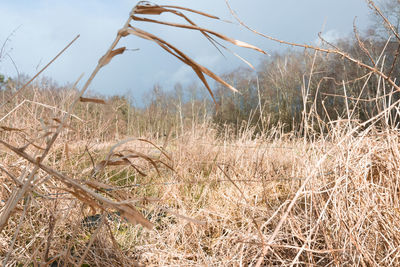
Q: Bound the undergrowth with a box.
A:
[1,1,400,266]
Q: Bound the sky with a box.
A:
[0,0,373,100]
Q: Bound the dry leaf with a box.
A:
[121,26,241,102]
[135,3,220,19]
[80,97,107,105]
[116,2,269,103]
[98,47,126,68]
[131,15,266,54]
[131,3,267,70]
[119,205,154,229]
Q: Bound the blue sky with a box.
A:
[0,1,372,99]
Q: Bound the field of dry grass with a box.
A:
[2,1,400,266]
[1,99,400,266]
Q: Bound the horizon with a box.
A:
[0,1,373,100]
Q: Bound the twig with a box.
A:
[367,0,400,42]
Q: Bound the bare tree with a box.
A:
[369,0,400,37]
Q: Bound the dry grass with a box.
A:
[1,1,400,266]
[1,108,400,265]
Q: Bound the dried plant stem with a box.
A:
[0,74,81,232]
[78,7,136,99]
[2,195,31,266]
[0,35,80,109]
[0,170,36,232]
[77,214,106,266]
[0,99,83,123]
[0,140,153,229]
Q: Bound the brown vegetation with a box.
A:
[1,0,400,266]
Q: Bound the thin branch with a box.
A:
[367,0,400,42]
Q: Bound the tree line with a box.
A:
[1,0,400,139]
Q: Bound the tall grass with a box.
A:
[1,0,400,266]
[2,98,400,265]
